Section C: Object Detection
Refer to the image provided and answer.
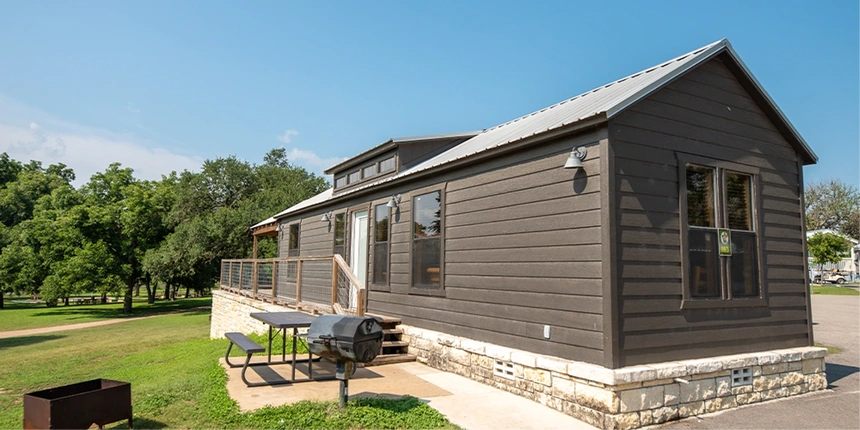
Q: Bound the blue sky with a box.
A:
[0,1,857,188]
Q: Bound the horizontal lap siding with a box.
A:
[610,57,810,366]
[368,133,606,365]
[299,214,333,257]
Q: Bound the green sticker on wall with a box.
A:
[718,229,732,256]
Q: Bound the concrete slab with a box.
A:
[222,358,597,430]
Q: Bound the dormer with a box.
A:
[325,131,479,192]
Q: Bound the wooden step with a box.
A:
[368,354,417,366]
[382,328,403,336]
[369,314,402,325]
[382,340,409,348]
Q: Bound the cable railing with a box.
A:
[220,256,365,316]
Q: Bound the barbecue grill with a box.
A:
[305,314,383,405]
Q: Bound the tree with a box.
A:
[805,179,860,236]
[807,232,851,278]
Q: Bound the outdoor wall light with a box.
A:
[320,211,333,223]
[563,146,587,170]
[386,194,402,209]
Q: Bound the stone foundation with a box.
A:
[402,325,827,430]
[210,290,290,339]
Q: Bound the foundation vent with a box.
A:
[494,360,515,380]
[731,367,753,387]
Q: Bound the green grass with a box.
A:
[0,297,212,331]
[811,285,860,295]
[815,343,841,355]
[0,310,457,429]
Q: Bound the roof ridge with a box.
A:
[479,39,726,135]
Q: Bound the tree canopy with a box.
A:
[0,149,327,311]
[805,179,860,238]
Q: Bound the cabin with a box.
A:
[213,39,827,429]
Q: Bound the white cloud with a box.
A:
[0,95,202,187]
[286,147,346,176]
[277,129,299,144]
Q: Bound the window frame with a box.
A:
[287,223,300,257]
[370,203,391,291]
[677,153,766,309]
[408,187,446,296]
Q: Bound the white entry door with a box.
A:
[349,211,368,310]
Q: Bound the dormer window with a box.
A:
[380,157,395,172]
[363,165,376,177]
[348,170,361,184]
[335,176,346,188]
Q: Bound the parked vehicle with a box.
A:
[824,272,848,284]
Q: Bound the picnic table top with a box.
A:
[250,311,317,328]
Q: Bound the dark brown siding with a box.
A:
[609,57,810,366]
[398,138,469,171]
[368,131,606,365]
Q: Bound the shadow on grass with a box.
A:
[105,417,169,429]
[826,363,859,387]
[31,298,212,320]
[0,334,65,349]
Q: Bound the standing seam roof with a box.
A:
[257,38,814,225]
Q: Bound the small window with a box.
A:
[681,158,761,306]
[348,170,361,184]
[333,213,345,257]
[363,165,377,178]
[373,204,389,286]
[412,191,442,288]
[288,224,300,257]
[379,157,395,173]
[335,176,346,188]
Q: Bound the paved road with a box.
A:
[655,295,859,429]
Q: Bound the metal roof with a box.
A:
[262,39,816,222]
[323,130,482,175]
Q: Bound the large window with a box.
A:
[412,191,442,288]
[373,204,390,286]
[682,158,760,306]
[288,224,300,257]
[333,213,345,257]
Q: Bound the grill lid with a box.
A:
[307,315,383,343]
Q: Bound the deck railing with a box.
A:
[219,255,366,316]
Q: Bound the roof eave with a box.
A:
[274,114,608,220]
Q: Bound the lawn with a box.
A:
[0,309,457,429]
[0,297,212,331]
[811,285,860,296]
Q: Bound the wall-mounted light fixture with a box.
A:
[563,146,587,170]
[320,211,333,223]
[386,194,402,209]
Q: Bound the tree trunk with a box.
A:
[164,282,172,300]
[185,286,190,298]
[63,296,69,306]
[134,283,140,297]
[0,290,4,310]
[123,281,134,313]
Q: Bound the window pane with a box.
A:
[730,232,759,297]
[375,205,389,242]
[412,238,441,287]
[380,157,395,172]
[726,172,753,231]
[688,229,719,298]
[334,213,345,246]
[373,243,388,284]
[686,166,715,227]
[335,176,346,187]
[288,224,300,257]
[363,165,377,178]
[348,171,361,183]
[413,191,441,239]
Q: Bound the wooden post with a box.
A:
[252,235,258,259]
[252,261,258,296]
[356,288,366,316]
[239,261,244,291]
[227,261,233,290]
[272,260,279,298]
[331,258,339,311]
[295,259,303,307]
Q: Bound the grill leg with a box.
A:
[339,379,349,407]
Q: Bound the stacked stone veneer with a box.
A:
[210,290,290,339]
[402,325,827,430]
